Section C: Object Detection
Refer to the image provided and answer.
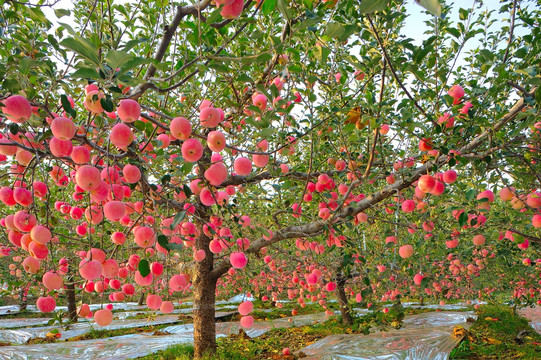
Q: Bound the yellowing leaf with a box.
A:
[345,107,362,124]
[486,338,502,345]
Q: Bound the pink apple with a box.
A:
[199,107,221,128]
[204,162,228,186]
[181,138,203,162]
[94,309,113,326]
[207,131,226,152]
[170,117,191,140]
[117,99,141,123]
[51,117,76,140]
[234,157,252,176]
[36,296,56,313]
[2,95,32,123]
[399,244,414,259]
[76,165,101,191]
[110,123,133,149]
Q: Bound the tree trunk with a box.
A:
[336,277,353,326]
[18,286,27,312]
[192,216,216,359]
[66,282,78,323]
[137,291,145,306]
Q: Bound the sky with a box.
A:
[41,0,519,41]
[39,0,524,68]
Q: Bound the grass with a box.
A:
[248,302,327,321]
[450,304,541,360]
[137,343,195,360]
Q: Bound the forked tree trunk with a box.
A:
[336,277,353,326]
[66,282,78,323]
[192,216,216,359]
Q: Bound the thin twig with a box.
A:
[503,0,518,64]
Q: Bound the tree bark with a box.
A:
[18,286,27,312]
[336,277,353,326]
[192,262,217,359]
[192,209,216,359]
[66,282,77,323]
[137,291,145,306]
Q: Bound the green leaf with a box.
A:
[358,0,390,14]
[156,0,169,7]
[60,36,100,66]
[26,7,49,24]
[479,49,495,62]
[324,22,345,39]
[446,27,460,38]
[69,67,99,79]
[262,0,277,15]
[19,58,33,75]
[182,184,193,197]
[157,235,170,251]
[535,87,541,106]
[60,94,76,118]
[138,259,150,277]
[415,0,442,17]
[515,67,536,77]
[259,128,275,138]
[458,212,468,228]
[420,276,430,289]
[466,189,476,201]
[100,96,114,113]
[458,8,468,20]
[121,38,148,52]
[168,243,184,250]
[9,123,19,135]
[276,0,293,20]
[105,50,132,71]
[160,174,171,185]
[119,57,151,74]
[171,211,186,229]
[54,8,71,18]
[314,45,330,64]
[363,276,371,286]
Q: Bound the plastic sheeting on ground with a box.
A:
[0,310,236,345]
[0,332,193,360]
[0,314,184,344]
[0,312,328,360]
[297,311,475,360]
[0,306,20,316]
[115,306,194,320]
[220,312,331,338]
[216,294,255,304]
[0,310,474,360]
[162,312,331,339]
[518,306,541,334]
[0,318,53,329]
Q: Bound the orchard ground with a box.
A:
[1,296,541,359]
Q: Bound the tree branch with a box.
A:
[209,91,535,279]
[130,0,213,99]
